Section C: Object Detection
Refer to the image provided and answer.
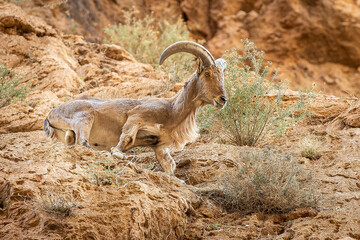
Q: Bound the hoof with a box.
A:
[171,175,185,184]
[99,151,112,157]
[177,159,191,168]
[112,151,125,159]
[177,178,185,184]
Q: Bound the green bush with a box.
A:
[210,148,318,214]
[104,11,196,83]
[0,65,29,108]
[198,39,311,146]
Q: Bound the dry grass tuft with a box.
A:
[208,148,319,214]
[38,186,79,217]
[299,134,322,160]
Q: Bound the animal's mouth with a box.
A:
[213,99,226,109]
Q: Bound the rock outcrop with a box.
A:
[14,0,360,96]
[0,2,166,134]
[0,2,359,240]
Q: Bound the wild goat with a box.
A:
[44,41,227,176]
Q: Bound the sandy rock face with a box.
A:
[19,0,182,43]
[0,132,196,240]
[206,0,360,96]
[0,2,166,134]
[0,5,193,239]
[18,0,360,96]
[1,2,360,240]
[0,3,81,92]
[331,99,360,129]
[0,91,61,134]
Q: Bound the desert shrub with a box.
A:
[300,134,322,160]
[83,154,118,186]
[104,11,196,83]
[209,148,318,214]
[0,65,29,108]
[198,39,311,146]
[82,152,133,188]
[38,186,79,216]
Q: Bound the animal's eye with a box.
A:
[204,71,211,77]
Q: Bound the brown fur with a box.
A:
[44,62,226,176]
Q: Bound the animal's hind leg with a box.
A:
[71,113,95,149]
[53,129,76,146]
[65,130,75,145]
[47,108,95,148]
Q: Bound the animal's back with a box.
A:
[47,96,140,126]
[44,96,142,150]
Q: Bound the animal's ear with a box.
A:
[215,58,227,72]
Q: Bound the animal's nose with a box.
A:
[220,96,227,103]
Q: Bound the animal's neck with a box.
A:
[168,73,203,149]
[171,74,203,123]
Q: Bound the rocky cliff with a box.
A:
[16,0,360,97]
[0,2,359,239]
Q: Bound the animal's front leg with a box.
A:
[112,119,142,154]
[153,146,176,176]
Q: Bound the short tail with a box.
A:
[43,118,54,139]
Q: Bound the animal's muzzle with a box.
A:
[220,96,227,104]
[214,95,227,109]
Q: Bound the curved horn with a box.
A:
[159,41,215,68]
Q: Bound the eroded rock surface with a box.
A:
[0,2,359,240]
[0,2,166,134]
[13,0,360,96]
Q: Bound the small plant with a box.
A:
[4,0,22,4]
[209,148,318,214]
[300,134,322,160]
[27,101,38,108]
[38,186,78,216]
[104,11,196,83]
[198,39,311,146]
[209,222,221,230]
[145,162,156,170]
[84,154,118,186]
[0,65,29,108]
[67,16,79,35]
